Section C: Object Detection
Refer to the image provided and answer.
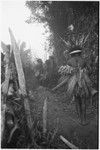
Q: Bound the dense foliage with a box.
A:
[1,1,99,148]
[26,1,99,89]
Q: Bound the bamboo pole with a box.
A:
[9,28,32,129]
[60,135,79,149]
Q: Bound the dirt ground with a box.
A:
[29,86,98,149]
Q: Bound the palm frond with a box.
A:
[78,34,85,46]
[83,72,92,87]
[77,69,83,88]
[81,78,89,97]
[83,71,98,96]
[77,70,91,97]
[67,74,77,97]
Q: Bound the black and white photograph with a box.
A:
[1,1,99,149]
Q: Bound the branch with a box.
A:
[56,33,71,47]
[52,76,69,91]
[60,135,79,149]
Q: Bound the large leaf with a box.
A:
[9,28,33,130]
[20,41,26,52]
[1,41,9,53]
[9,28,26,95]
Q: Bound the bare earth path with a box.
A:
[30,86,98,149]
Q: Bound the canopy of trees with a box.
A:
[26,1,99,88]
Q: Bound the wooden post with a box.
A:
[9,28,32,129]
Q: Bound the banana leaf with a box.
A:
[9,28,33,130]
[9,28,26,95]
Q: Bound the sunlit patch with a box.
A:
[1,1,53,62]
